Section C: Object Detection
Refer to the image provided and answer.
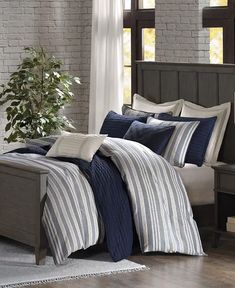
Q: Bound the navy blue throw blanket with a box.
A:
[7,146,133,262]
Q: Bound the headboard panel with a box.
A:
[136,61,235,164]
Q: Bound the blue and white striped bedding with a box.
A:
[1,137,204,264]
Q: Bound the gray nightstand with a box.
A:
[212,164,235,247]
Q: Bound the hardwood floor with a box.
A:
[30,233,235,288]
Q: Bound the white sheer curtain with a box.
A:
[89,0,123,133]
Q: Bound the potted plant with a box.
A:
[0,47,80,143]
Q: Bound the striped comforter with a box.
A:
[1,137,204,264]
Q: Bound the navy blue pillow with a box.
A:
[124,121,175,155]
[100,111,147,138]
[6,145,48,156]
[158,113,217,166]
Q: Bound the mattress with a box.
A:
[174,164,216,206]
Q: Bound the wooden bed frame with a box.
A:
[0,62,235,265]
[0,161,48,265]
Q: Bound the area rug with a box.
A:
[0,237,147,288]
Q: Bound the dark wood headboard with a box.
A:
[136,61,235,163]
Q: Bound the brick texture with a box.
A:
[0,1,211,153]
[0,0,92,152]
[155,0,210,63]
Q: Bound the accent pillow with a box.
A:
[158,114,217,166]
[122,104,154,117]
[100,111,147,138]
[147,117,200,167]
[181,101,231,164]
[46,133,107,162]
[124,121,175,155]
[132,94,183,116]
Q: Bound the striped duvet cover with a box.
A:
[1,137,204,264]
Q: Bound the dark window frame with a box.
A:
[202,1,235,63]
[124,0,155,100]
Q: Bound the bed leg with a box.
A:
[35,247,47,265]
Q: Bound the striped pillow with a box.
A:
[46,133,107,162]
[26,136,58,148]
[147,117,200,167]
[122,104,155,117]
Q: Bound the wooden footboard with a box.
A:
[0,160,49,265]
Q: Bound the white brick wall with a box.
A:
[155,0,210,63]
[0,0,92,152]
[0,1,212,152]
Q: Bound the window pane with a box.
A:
[124,67,131,104]
[123,28,131,103]
[210,27,223,64]
[123,28,131,66]
[210,0,228,6]
[139,0,155,9]
[124,0,131,10]
[142,28,155,61]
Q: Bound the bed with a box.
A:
[0,62,235,265]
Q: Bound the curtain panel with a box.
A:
[89,0,123,133]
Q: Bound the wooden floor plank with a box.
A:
[25,234,235,288]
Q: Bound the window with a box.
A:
[203,0,235,64]
[139,0,155,9]
[210,27,223,63]
[123,0,155,103]
[209,0,227,63]
[123,28,132,104]
[210,0,228,6]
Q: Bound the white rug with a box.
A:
[0,237,147,288]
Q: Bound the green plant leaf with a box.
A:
[0,46,81,143]
[5,122,11,132]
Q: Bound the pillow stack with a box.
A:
[99,95,231,167]
[27,95,230,168]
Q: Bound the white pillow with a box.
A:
[132,94,183,116]
[147,117,200,167]
[46,133,107,162]
[181,101,231,165]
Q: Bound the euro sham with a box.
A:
[132,94,183,116]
